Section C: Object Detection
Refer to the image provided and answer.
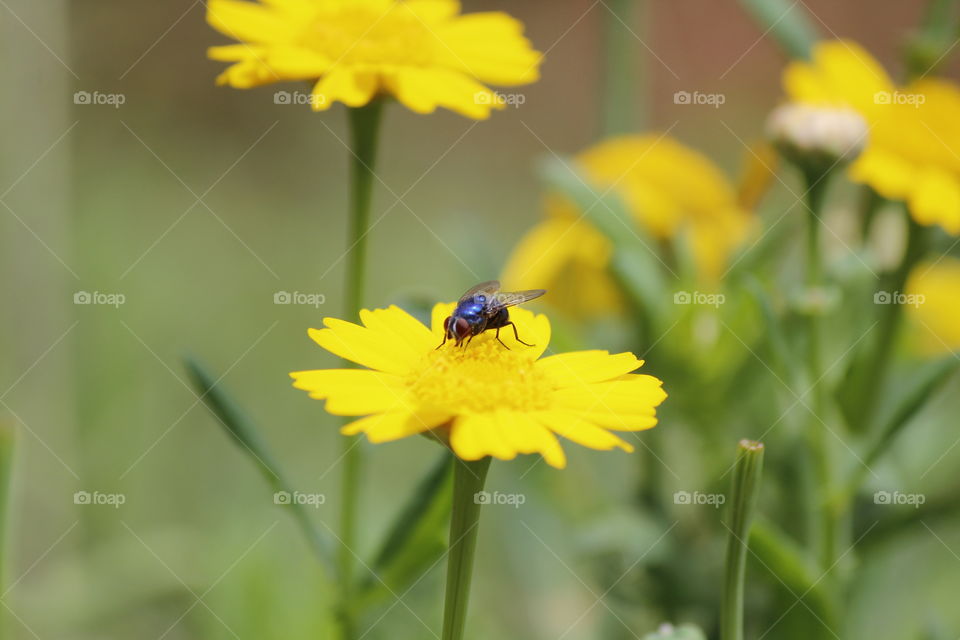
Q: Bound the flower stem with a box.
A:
[337,99,384,640]
[441,457,492,640]
[721,440,765,640]
[802,171,834,566]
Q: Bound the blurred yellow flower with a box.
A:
[290,304,666,468]
[207,0,541,119]
[905,258,960,353]
[502,135,752,315]
[783,40,960,234]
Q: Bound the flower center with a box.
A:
[302,6,436,67]
[406,333,553,414]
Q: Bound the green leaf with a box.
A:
[749,518,838,625]
[737,0,819,59]
[642,623,707,640]
[538,156,670,327]
[357,452,454,609]
[0,423,15,590]
[184,357,334,576]
[842,355,959,497]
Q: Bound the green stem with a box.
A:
[721,440,765,640]
[601,0,641,135]
[802,172,834,566]
[337,99,384,640]
[854,214,928,429]
[441,457,491,640]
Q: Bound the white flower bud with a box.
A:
[766,104,868,169]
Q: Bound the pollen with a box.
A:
[407,333,553,414]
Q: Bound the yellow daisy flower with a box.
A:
[290,304,667,468]
[906,258,960,354]
[502,135,752,315]
[782,40,960,234]
[207,0,541,119]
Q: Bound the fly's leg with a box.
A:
[507,322,535,347]
[495,326,511,349]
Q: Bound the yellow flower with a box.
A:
[905,258,960,354]
[290,304,666,468]
[782,40,960,234]
[207,0,541,119]
[502,135,752,315]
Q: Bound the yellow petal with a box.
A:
[311,68,379,110]
[536,351,643,385]
[359,305,436,358]
[908,167,960,234]
[435,13,541,85]
[495,411,566,468]
[389,67,502,119]
[289,369,411,415]
[450,413,515,461]
[534,410,634,453]
[341,410,448,443]
[551,375,666,431]
[308,317,419,375]
[207,0,296,44]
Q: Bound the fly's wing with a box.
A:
[488,289,546,311]
[458,280,501,303]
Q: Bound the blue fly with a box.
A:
[437,280,546,349]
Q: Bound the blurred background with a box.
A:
[2,1,960,638]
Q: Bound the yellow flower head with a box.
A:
[906,258,960,354]
[502,135,752,316]
[290,304,666,468]
[782,40,960,234]
[207,0,541,119]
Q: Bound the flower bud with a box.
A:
[766,104,868,175]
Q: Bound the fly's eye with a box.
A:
[443,316,451,332]
[455,317,471,336]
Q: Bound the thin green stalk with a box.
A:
[338,99,384,639]
[601,0,641,135]
[441,457,491,640]
[721,440,765,640]
[853,214,928,429]
[802,173,834,566]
